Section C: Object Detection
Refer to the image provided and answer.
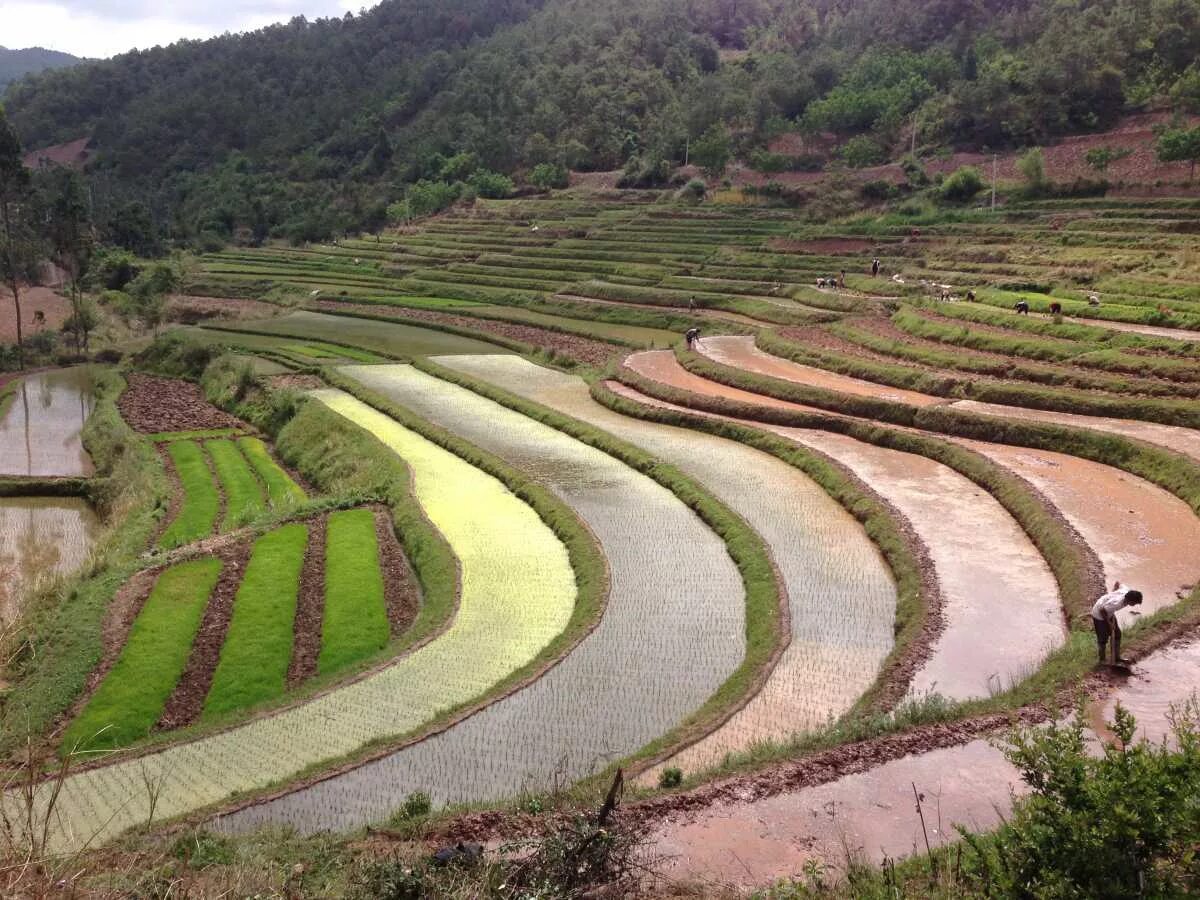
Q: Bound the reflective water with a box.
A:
[0,496,99,626]
[0,369,96,476]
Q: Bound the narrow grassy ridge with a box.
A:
[205,438,267,529]
[318,508,390,675]
[204,524,308,717]
[237,436,307,506]
[159,440,221,548]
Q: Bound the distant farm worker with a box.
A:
[1049,301,1063,315]
[688,294,696,311]
[1088,293,1101,307]
[1014,299,1030,315]
[838,270,846,289]
[1091,582,1143,665]
[685,327,701,349]
[965,290,976,302]
[871,257,881,277]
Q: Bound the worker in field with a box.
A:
[1014,299,1030,315]
[838,270,846,289]
[1091,582,1143,666]
[871,257,880,277]
[685,327,701,349]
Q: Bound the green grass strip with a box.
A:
[318,507,390,674]
[237,436,306,507]
[63,558,222,752]
[204,523,308,718]
[159,440,220,549]
[205,438,267,529]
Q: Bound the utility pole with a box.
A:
[910,111,918,158]
[991,154,997,211]
[684,136,690,168]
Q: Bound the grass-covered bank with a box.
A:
[0,368,170,757]
[409,357,784,787]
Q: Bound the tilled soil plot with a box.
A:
[310,301,620,367]
[118,373,246,434]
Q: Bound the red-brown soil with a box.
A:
[286,515,326,687]
[157,542,248,730]
[117,373,246,434]
[735,112,1200,190]
[0,286,72,342]
[309,301,621,367]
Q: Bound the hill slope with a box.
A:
[5,0,1200,244]
[0,46,83,92]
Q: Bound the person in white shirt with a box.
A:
[1090,582,1143,665]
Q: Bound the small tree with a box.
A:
[40,168,95,355]
[529,162,568,190]
[126,261,180,335]
[467,169,514,199]
[1017,146,1047,189]
[940,166,984,201]
[1084,145,1132,175]
[691,124,732,177]
[62,296,100,352]
[839,134,886,168]
[1156,124,1200,180]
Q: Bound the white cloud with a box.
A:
[0,0,365,58]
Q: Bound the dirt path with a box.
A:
[624,351,1064,701]
[1034,313,1200,343]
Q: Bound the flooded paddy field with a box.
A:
[0,369,96,477]
[0,496,99,626]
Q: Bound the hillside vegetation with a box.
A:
[0,46,82,92]
[5,0,1200,245]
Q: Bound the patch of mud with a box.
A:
[118,373,245,434]
[286,515,326,687]
[0,286,72,342]
[1102,636,1200,745]
[268,373,325,391]
[168,295,284,322]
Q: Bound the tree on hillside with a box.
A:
[0,107,39,369]
[1017,146,1047,190]
[40,168,95,353]
[691,123,732,177]
[1156,124,1200,180]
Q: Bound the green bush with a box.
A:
[529,161,568,190]
[840,134,887,168]
[467,168,514,198]
[659,766,683,788]
[940,166,984,202]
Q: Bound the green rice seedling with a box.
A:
[63,558,222,752]
[237,437,306,507]
[204,524,308,717]
[159,440,221,549]
[205,439,267,529]
[318,508,390,674]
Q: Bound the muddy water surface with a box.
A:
[0,497,99,625]
[699,335,944,407]
[956,441,1200,625]
[619,353,1065,700]
[650,740,1024,893]
[1101,637,1200,745]
[0,369,95,476]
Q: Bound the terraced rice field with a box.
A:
[11,194,1200,886]
[223,366,745,832]
[425,355,898,771]
[13,389,576,847]
[0,368,95,476]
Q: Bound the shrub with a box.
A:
[1017,146,1047,188]
[678,178,707,203]
[748,149,791,173]
[466,168,514,199]
[940,165,984,202]
[658,766,683,788]
[529,161,568,190]
[860,179,897,201]
[840,134,886,168]
[691,123,732,177]
[618,153,672,188]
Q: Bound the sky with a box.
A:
[1,0,367,59]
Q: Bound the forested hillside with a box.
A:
[5,0,1200,245]
[0,46,82,92]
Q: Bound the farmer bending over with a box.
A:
[1091,582,1143,665]
[685,327,701,349]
